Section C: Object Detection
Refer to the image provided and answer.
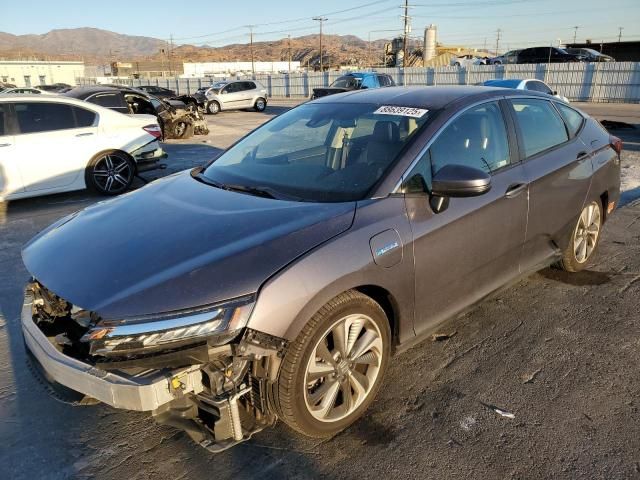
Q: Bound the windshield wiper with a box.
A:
[223,184,280,200]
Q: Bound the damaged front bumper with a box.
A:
[21,290,204,411]
[21,285,287,452]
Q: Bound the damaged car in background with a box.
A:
[64,86,209,139]
[311,72,395,99]
[21,86,621,453]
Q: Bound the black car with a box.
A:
[64,86,208,139]
[137,85,177,99]
[517,47,583,64]
[36,83,72,92]
[312,72,395,99]
[565,48,615,62]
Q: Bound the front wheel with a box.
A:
[207,101,220,114]
[558,200,602,272]
[85,151,135,196]
[275,290,390,438]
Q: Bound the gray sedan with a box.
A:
[21,86,621,453]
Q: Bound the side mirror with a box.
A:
[431,164,491,198]
[552,90,558,95]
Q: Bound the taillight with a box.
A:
[143,124,162,140]
[610,135,623,155]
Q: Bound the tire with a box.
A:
[207,101,220,115]
[85,150,135,196]
[171,120,192,139]
[558,200,603,272]
[274,290,391,438]
[254,97,267,112]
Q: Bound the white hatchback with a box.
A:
[0,95,164,201]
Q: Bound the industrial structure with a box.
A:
[0,60,85,87]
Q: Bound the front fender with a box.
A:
[247,197,416,345]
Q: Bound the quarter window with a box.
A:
[555,103,584,137]
[430,101,510,174]
[14,102,76,134]
[510,99,569,158]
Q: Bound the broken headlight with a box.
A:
[81,295,255,358]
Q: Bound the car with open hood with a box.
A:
[21,86,621,453]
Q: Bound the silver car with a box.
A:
[195,80,268,114]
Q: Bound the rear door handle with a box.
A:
[505,183,527,198]
[0,143,11,147]
[577,151,589,159]
[75,132,94,137]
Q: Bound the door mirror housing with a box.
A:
[431,164,491,198]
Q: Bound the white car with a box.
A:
[0,87,52,95]
[0,95,163,201]
[482,78,570,103]
[451,55,487,67]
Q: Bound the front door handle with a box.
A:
[0,143,11,147]
[75,132,94,137]
[577,151,589,159]
[505,183,527,198]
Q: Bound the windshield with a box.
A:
[202,102,430,202]
[330,76,362,89]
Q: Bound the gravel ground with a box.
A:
[0,102,639,480]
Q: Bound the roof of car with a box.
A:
[309,85,538,109]
[64,85,148,99]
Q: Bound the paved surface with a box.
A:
[1,102,639,480]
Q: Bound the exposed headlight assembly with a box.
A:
[81,295,255,358]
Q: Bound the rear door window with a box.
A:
[555,103,584,137]
[510,98,569,158]
[88,92,127,109]
[72,106,97,127]
[0,104,7,136]
[244,82,256,90]
[14,102,76,134]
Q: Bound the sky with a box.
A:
[1,0,639,52]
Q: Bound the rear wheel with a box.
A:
[558,200,602,272]
[254,97,267,112]
[275,290,390,438]
[85,151,135,196]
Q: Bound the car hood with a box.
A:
[22,171,356,319]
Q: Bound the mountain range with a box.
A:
[0,28,396,67]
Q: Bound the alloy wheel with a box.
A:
[256,99,266,111]
[92,154,133,194]
[304,313,383,423]
[574,201,601,263]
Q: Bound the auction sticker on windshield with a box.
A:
[374,105,429,118]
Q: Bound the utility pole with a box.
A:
[288,34,292,72]
[168,34,174,77]
[245,25,256,75]
[312,17,327,71]
[401,0,410,67]
[573,26,579,44]
[495,28,502,57]
[618,27,624,42]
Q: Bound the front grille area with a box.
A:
[29,281,94,362]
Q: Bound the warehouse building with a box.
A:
[0,60,85,87]
[183,61,301,77]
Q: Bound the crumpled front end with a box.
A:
[22,280,287,453]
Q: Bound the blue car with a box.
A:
[312,72,395,99]
[481,79,569,102]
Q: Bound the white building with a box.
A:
[183,61,301,77]
[0,60,85,87]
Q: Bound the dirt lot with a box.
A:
[0,101,639,480]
